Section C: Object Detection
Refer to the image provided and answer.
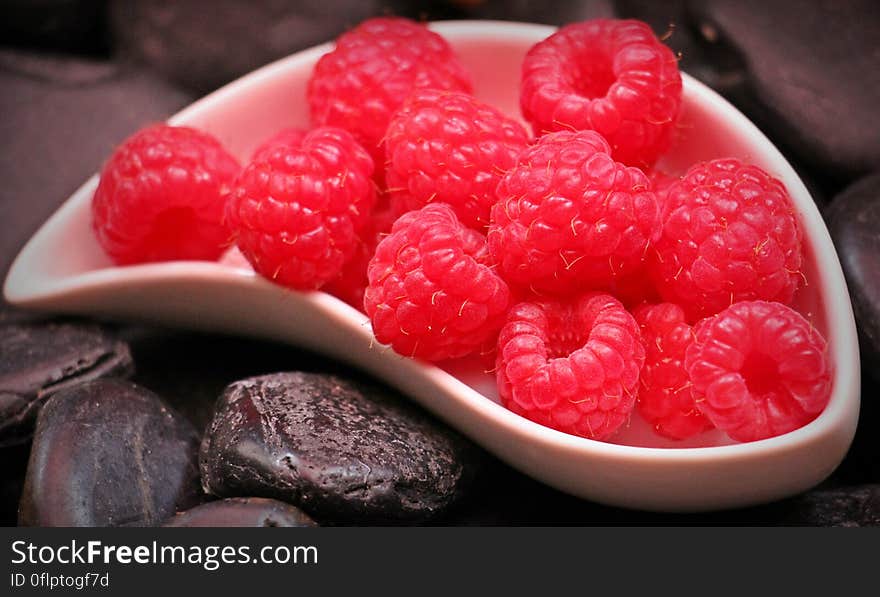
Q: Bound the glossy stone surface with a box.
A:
[0,321,133,446]
[19,379,201,526]
[164,497,317,527]
[825,173,880,375]
[200,372,475,524]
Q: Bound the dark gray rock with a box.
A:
[0,443,31,526]
[19,379,201,527]
[0,322,133,446]
[200,372,475,524]
[110,0,382,94]
[690,0,880,180]
[164,497,317,527]
[825,173,880,375]
[0,50,192,278]
[0,0,109,55]
[782,485,880,527]
[414,0,615,24]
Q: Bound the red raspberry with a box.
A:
[488,130,661,296]
[307,17,472,168]
[647,168,678,202]
[250,127,307,162]
[92,124,241,265]
[649,158,804,322]
[496,292,644,441]
[520,19,682,167]
[385,89,530,230]
[226,127,376,290]
[633,302,713,440]
[364,204,510,361]
[685,301,832,442]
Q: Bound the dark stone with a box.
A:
[0,443,31,526]
[0,0,109,55]
[825,173,880,376]
[164,497,317,527]
[781,485,880,527]
[0,322,133,447]
[395,0,614,24]
[200,372,475,524]
[689,0,880,181]
[122,327,367,434]
[0,50,193,279]
[19,379,201,527]
[109,0,382,94]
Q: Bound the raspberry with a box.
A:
[520,19,682,167]
[488,130,661,296]
[226,127,376,290]
[385,89,530,230]
[496,292,644,441]
[633,302,713,440]
[649,158,804,321]
[364,204,510,361]
[648,168,678,202]
[92,124,241,265]
[307,17,472,169]
[323,235,373,309]
[685,301,832,442]
[250,127,307,162]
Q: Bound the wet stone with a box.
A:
[0,322,133,447]
[825,173,880,376]
[19,379,201,527]
[782,485,880,527]
[200,372,475,524]
[164,497,317,527]
[690,0,880,180]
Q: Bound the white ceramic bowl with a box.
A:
[3,21,860,511]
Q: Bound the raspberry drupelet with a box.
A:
[649,158,804,322]
[226,127,376,290]
[307,17,472,171]
[385,89,531,230]
[520,19,682,167]
[496,292,644,441]
[364,204,510,362]
[633,302,713,440]
[92,124,241,265]
[488,129,661,297]
[685,300,832,442]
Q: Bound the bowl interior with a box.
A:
[169,21,843,449]
[10,21,855,456]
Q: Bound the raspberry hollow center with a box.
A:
[740,352,781,397]
[568,51,615,99]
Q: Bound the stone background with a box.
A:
[2,0,879,525]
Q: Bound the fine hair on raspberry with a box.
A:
[364,203,510,362]
[488,129,661,297]
[649,158,804,322]
[385,88,530,230]
[307,17,472,168]
[520,19,682,167]
[226,127,376,290]
[92,124,241,265]
[685,300,832,442]
[496,292,645,440]
[633,302,713,440]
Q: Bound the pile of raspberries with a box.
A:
[91,17,833,445]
